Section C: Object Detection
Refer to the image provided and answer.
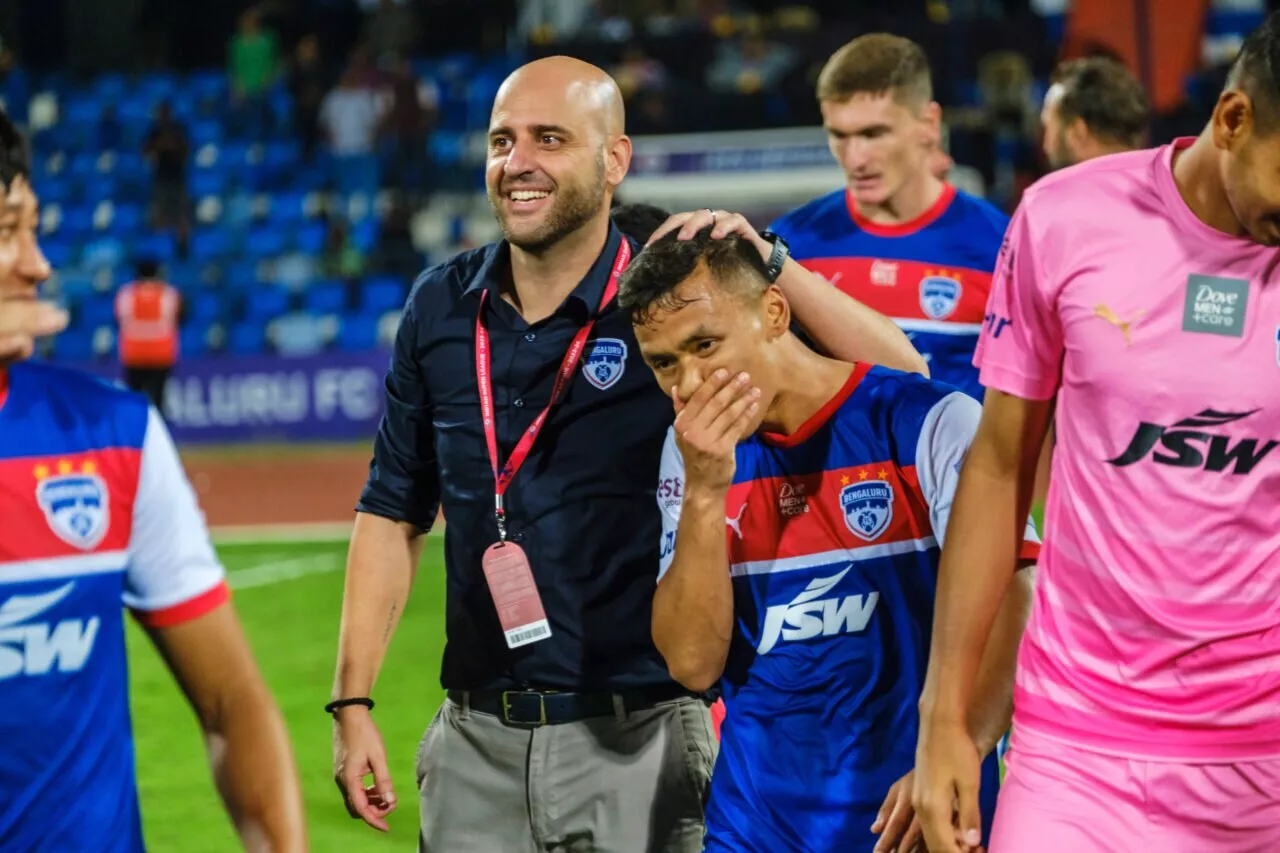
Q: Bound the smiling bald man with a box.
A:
[329,55,927,852]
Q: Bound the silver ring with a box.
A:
[706,208,716,226]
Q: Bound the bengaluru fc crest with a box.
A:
[839,480,894,542]
[34,461,110,551]
[583,338,628,390]
[919,272,962,321]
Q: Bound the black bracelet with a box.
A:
[325,697,375,715]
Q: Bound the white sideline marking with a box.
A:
[211,522,355,546]
[228,553,346,591]
[210,520,446,546]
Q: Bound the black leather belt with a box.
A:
[447,684,694,726]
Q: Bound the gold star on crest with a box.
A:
[56,459,73,475]
[840,475,850,486]
[858,470,868,481]
[878,469,889,480]
[81,460,97,475]
[33,464,49,479]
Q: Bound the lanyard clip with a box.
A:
[495,492,508,542]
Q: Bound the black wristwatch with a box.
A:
[758,230,790,283]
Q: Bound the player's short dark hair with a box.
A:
[816,34,932,107]
[0,108,30,190]
[1226,10,1280,133]
[611,202,670,245]
[135,259,161,279]
[1051,57,1148,148]
[617,226,770,326]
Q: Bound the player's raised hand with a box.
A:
[0,298,68,363]
[333,706,398,832]
[913,717,985,853]
[647,208,773,266]
[672,368,760,491]
[873,769,925,852]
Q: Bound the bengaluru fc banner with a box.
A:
[68,350,391,445]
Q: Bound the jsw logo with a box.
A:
[756,567,879,654]
[1107,409,1278,475]
[0,582,100,680]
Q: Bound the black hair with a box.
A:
[0,107,30,190]
[1051,57,1148,148]
[617,225,769,326]
[1227,11,1280,131]
[611,202,670,244]
[135,259,161,279]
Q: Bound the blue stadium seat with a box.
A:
[337,313,379,351]
[42,238,75,269]
[189,118,223,148]
[429,131,464,166]
[267,191,307,228]
[190,169,226,200]
[133,232,178,265]
[190,228,232,265]
[35,175,74,206]
[189,290,224,323]
[228,320,267,355]
[52,333,96,362]
[180,323,211,357]
[244,228,288,260]
[81,174,121,204]
[351,218,379,254]
[78,294,115,328]
[360,277,405,314]
[81,236,126,271]
[107,203,144,240]
[295,221,326,254]
[304,280,347,315]
[244,286,290,321]
[59,204,95,240]
[222,260,261,292]
[187,71,229,107]
[56,271,97,304]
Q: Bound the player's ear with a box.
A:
[921,100,943,144]
[762,285,790,339]
[1211,89,1253,151]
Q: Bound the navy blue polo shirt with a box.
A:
[357,224,680,692]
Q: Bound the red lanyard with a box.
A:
[475,240,631,540]
[0,370,7,410]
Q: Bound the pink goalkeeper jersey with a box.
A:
[977,137,1280,761]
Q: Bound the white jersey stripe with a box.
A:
[0,550,129,585]
[730,537,938,577]
[894,319,982,335]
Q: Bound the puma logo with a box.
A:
[1094,304,1146,346]
[726,503,747,539]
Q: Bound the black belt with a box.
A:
[447,684,695,726]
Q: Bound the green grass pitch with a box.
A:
[128,537,448,851]
[130,509,1045,849]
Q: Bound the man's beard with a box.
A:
[491,153,606,255]
[1047,130,1075,171]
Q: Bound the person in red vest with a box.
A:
[114,259,181,411]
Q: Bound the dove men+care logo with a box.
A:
[0,583,101,680]
[756,567,880,654]
[1183,275,1248,337]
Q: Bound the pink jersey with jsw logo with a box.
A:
[977,138,1280,761]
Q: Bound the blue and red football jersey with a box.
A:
[769,185,1010,400]
[657,364,1039,852]
[0,361,228,852]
